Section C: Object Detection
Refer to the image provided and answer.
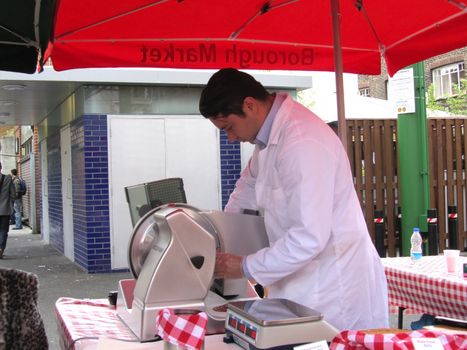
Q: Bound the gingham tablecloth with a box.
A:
[55,297,137,350]
[330,330,467,350]
[55,298,239,350]
[382,256,467,320]
[156,308,208,350]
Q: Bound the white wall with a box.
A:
[299,72,396,122]
[0,135,16,172]
[108,115,220,269]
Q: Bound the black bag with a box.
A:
[18,177,27,195]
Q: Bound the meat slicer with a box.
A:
[116,203,269,341]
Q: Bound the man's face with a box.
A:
[209,98,262,143]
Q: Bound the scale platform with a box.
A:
[225,299,338,350]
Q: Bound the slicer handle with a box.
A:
[190,256,205,269]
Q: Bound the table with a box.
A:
[55,297,136,350]
[382,255,467,328]
[56,296,466,350]
[55,297,239,350]
[330,329,466,349]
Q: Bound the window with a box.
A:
[359,87,370,97]
[432,62,465,99]
[21,137,32,158]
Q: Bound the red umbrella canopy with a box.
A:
[50,0,467,76]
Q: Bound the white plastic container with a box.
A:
[410,227,423,262]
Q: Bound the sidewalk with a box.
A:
[0,227,131,349]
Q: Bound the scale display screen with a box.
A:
[228,313,258,341]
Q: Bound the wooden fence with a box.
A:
[346,118,467,256]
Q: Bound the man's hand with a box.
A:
[214,252,244,279]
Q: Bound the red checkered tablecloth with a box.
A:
[156,308,208,350]
[55,298,239,350]
[382,256,467,320]
[330,330,467,350]
[55,297,137,350]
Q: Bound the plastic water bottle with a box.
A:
[410,227,423,262]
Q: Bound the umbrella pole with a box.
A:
[331,0,347,151]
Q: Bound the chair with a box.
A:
[0,268,48,350]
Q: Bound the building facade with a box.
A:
[358,47,467,103]
[16,70,313,273]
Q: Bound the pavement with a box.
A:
[0,227,421,349]
[0,226,131,349]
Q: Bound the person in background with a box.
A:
[0,162,16,259]
[11,169,23,230]
[199,68,389,331]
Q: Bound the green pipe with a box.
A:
[397,62,430,256]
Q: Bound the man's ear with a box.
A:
[243,96,256,113]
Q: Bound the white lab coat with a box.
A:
[225,94,389,331]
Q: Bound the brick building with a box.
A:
[358,47,467,102]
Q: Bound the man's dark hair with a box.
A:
[327,121,338,135]
[11,169,17,176]
[199,68,270,118]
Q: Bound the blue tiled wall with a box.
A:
[47,132,64,253]
[70,115,111,272]
[219,131,242,208]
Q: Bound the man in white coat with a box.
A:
[199,68,389,331]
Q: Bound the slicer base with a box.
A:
[116,278,259,341]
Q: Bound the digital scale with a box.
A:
[225,299,338,350]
